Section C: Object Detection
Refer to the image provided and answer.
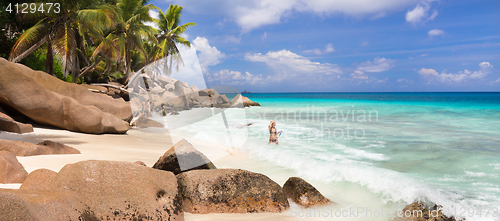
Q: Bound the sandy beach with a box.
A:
[0,123,400,221]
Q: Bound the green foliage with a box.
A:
[19,46,79,83]
[8,0,195,84]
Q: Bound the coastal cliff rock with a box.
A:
[399,201,459,221]
[283,177,332,208]
[152,139,216,175]
[20,169,57,190]
[0,139,80,156]
[0,150,28,183]
[48,160,183,220]
[0,58,129,134]
[176,169,290,213]
[0,189,87,220]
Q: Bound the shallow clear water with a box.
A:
[170,92,500,220]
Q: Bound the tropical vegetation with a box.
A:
[1,0,195,84]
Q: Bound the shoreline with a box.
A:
[0,124,386,220]
[0,122,455,221]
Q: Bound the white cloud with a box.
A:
[470,62,493,79]
[428,29,444,37]
[206,69,263,85]
[351,70,368,79]
[245,49,342,81]
[192,37,225,73]
[418,62,494,83]
[169,0,419,32]
[398,78,414,84]
[223,35,241,44]
[348,57,395,82]
[303,43,335,55]
[405,1,438,24]
[417,68,439,76]
[261,32,267,40]
[357,57,396,73]
[145,10,160,29]
[180,33,190,41]
[493,78,500,83]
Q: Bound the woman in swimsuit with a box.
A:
[269,120,279,144]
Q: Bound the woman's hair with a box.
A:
[268,121,275,130]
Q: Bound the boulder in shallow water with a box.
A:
[283,177,332,208]
[399,201,459,221]
[0,150,27,183]
[152,139,216,175]
[176,169,290,213]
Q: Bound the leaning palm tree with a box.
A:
[153,4,196,76]
[9,0,113,81]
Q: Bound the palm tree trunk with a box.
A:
[73,55,81,83]
[125,44,131,76]
[10,35,48,63]
[45,37,54,75]
[75,30,89,67]
[79,56,104,78]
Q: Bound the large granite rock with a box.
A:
[17,63,132,121]
[399,201,459,221]
[230,94,260,108]
[0,106,33,133]
[128,72,240,116]
[20,168,57,190]
[242,96,260,107]
[176,169,290,214]
[48,160,183,220]
[0,117,33,134]
[0,139,80,156]
[0,189,87,220]
[152,139,216,175]
[0,58,129,134]
[283,177,332,208]
[0,150,28,183]
[133,115,164,128]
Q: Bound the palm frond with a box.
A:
[9,18,49,61]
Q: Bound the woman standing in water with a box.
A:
[269,121,279,144]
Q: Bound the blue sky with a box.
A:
[150,0,500,92]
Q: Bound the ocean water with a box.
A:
[167,92,500,221]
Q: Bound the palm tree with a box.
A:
[9,0,113,81]
[98,0,157,78]
[153,4,196,76]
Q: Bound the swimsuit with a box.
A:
[269,128,278,142]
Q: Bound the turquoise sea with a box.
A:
[169,92,500,220]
